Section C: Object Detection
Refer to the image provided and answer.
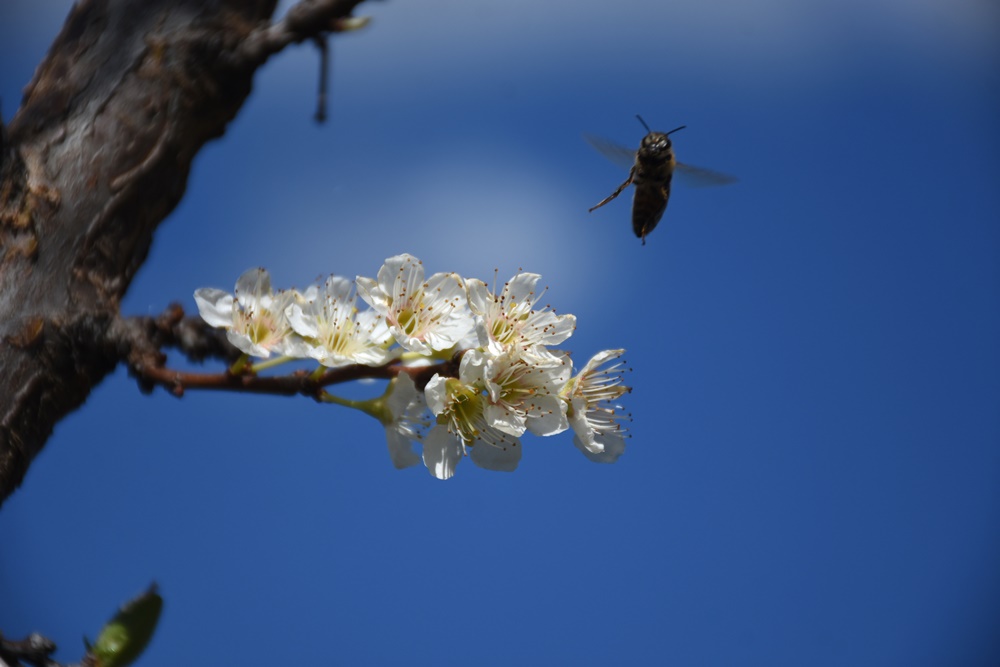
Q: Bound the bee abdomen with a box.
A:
[631,178,671,241]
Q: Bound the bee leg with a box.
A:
[589,168,635,212]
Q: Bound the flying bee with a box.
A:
[586,115,737,245]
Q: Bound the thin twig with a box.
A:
[0,632,64,667]
[111,306,463,399]
[131,357,456,399]
[240,0,367,64]
[313,36,330,123]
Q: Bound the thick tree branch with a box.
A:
[0,0,369,506]
[122,303,242,368]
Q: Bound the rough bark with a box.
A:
[0,0,366,508]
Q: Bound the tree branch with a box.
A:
[0,632,62,667]
[241,0,369,64]
[0,0,371,506]
[106,304,461,398]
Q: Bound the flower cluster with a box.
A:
[194,254,632,479]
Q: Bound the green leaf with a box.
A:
[91,584,163,667]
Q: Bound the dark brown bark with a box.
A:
[0,0,367,508]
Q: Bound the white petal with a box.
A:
[385,427,421,470]
[524,395,569,436]
[453,327,480,351]
[280,332,314,360]
[581,349,626,375]
[465,278,492,316]
[568,399,601,453]
[423,314,475,352]
[355,276,387,312]
[377,253,423,300]
[226,331,270,358]
[392,329,433,355]
[323,275,355,302]
[473,316,494,350]
[484,376,504,404]
[355,309,393,346]
[503,272,541,306]
[531,350,573,383]
[573,431,626,463]
[386,373,418,417]
[422,425,463,480]
[423,375,449,416]
[286,303,320,338]
[234,268,271,307]
[297,284,320,303]
[459,349,488,385]
[470,439,521,472]
[351,347,396,367]
[193,288,235,328]
[534,312,577,347]
[485,403,527,437]
[424,271,467,304]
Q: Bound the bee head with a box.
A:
[635,116,686,155]
[641,132,673,153]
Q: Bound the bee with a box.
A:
[586,115,737,245]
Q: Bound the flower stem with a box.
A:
[250,355,295,373]
[228,354,251,375]
[319,392,366,410]
[320,385,394,423]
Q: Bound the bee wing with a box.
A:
[583,134,637,171]
[675,162,738,188]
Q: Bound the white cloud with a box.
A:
[240,141,597,292]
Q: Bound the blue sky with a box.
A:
[2,1,999,665]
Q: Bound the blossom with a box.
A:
[356,254,473,355]
[466,272,576,359]
[561,349,631,463]
[195,260,637,476]
[194,268,301,358]
[378,373,426,469]
[284,275,394,367]
[424,368,521,478]
[462,348,570,438]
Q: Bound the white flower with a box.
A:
[424,370,521,478]
[193,268,299,358]
[284,275,394,367]
[379,373,426,469]
[561,349,631,463]
[356,254,473,355]
[466,272,576,359]
[462,348,570,438]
